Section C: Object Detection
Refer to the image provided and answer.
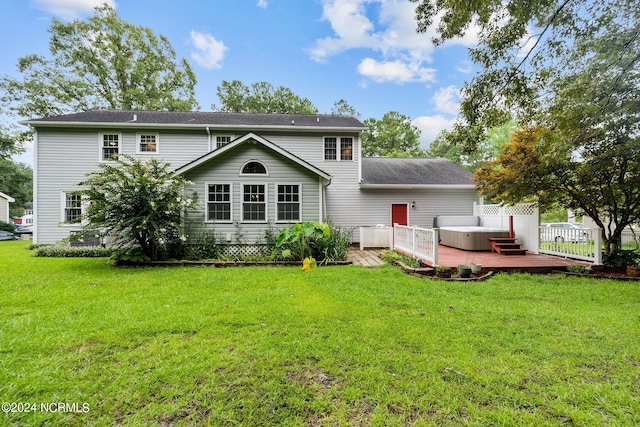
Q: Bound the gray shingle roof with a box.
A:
[361,157,474,186]
[22,110,366,129]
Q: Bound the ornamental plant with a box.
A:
[80,155,197,261]
[276,221,329,261]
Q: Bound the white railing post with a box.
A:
[412,226,417,258]
[594,228,602,265]
[433,228,439,266]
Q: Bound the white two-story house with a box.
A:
[21,110,478,244]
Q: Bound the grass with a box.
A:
[1,240,639,426]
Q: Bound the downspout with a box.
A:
[32,129,38,243]
[205,126,211,151]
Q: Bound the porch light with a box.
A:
[411,201,416,209]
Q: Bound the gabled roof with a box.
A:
[174,132,332,183]
[20,110,367,132]
[0,192,15,202]
[360,157,475,189]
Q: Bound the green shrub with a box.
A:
[276,221,351,263]
[379,250,421,267]
[109,247,151,264]
[315,222,352,262]
[567,264,589,273]
[603,249,640,270]
[32,245,114,258]
[0,221,15,232]
[184,231,221,260]
[276,221,329,261]
[26,243,53,251]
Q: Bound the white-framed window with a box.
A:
[324,136,353,161]
[340,137,353,160]
[324,137,337,160]
[99,132,121,161]
[216,135,233,149]
[240,160,268,175]
[61,191,84,225]
[276,184,301,222]
[242,184,266,222]
[137,133,159,154]
[206,183,232,222]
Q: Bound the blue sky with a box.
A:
[1,0,481,164]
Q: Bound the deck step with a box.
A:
[489,237,527,256]
[497,248,527,256]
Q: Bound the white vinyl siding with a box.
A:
[182,142,322,243]
[137,133,159,154]
[34,128,210,243]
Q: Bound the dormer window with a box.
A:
[240,160,267,175]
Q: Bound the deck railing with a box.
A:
[538,226,602,264]
[393,225,439,265]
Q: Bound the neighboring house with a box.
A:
[14,203,33,227]
[0,192,15,223]
[21,110,478,244]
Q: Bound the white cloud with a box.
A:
[432,85,461,115]
[257,0,267,9]
[456,61,473,74]
[30,0,116,20]
[357,58,436,84]
[189,31,228,70]
[309,0,480,84]
[413,115,457,148]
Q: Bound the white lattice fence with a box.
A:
[473,202,540,253]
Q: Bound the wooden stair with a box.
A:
[489,237,527,256]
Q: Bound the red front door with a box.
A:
[391,204,408,227]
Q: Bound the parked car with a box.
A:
[540,222,589,243]
[0,230,18,241]
[14,226,33,235]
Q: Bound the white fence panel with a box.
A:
[473,202,539,253]
[539,227,602,264]
[359,226,392,250]
[393,225,439,265]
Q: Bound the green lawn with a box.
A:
[1,241,639,426]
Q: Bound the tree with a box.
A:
[80,155,197,261]
[0,4,198,141]
[412,0,640,253]
[213,80,318,114]
[0,127,23,160]
[0,159,32,218]
[427,120,515,171]
[331,99,361,119]
[474,123,640,254]
[410,0,639,151]
[362,111,425,157]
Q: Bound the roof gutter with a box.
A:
[359,184,475,190]
[18,120,368,133]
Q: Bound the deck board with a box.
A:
[426,245,591,272]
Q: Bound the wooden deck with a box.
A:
[349,245,592,273]
[424,245,591,273]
